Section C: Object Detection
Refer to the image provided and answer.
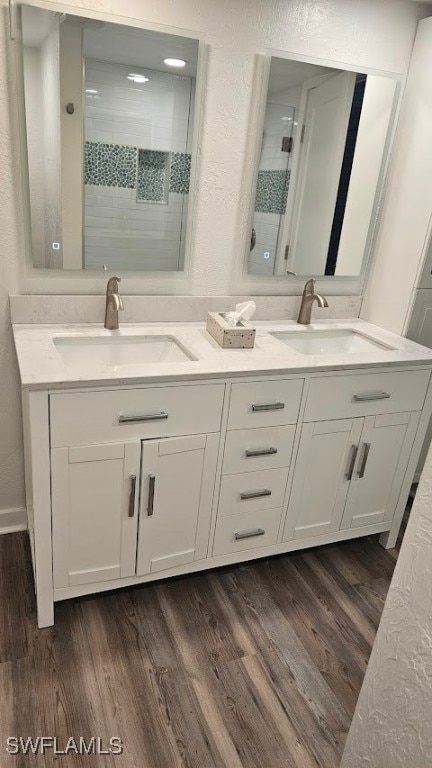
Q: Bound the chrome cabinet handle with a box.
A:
[345,445,358,481]
[240,489,272,500]
[119,412,169,424]
[245,447,278,458]
[353,392,390,402]
[147,474,156,516]
[252,402,285,412]
[128,474,136,517]
[358,443,371,479]
[234,528,265,541]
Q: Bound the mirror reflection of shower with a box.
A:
[248,56,396,280]
[249,98,296,275]
[21,5,199,272]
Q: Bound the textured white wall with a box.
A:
[341,440,432,767]
[361,15,432,334]
[0,0,424,514]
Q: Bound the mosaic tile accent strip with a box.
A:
[84,141,191,196]
[170,152,191,195]
[255,170,290,215]
[85,141,137,188]
[137,150,168,202]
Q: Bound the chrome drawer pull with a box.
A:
[252,402,285,412]
[234,528,265,541]
[128,474,136,517]
[147,474,156,516]
[240,489,272,500]
[245,447,278,458]
[353,392,390,402]
[358,443,371,479]
[119,412,169,424]
[345,445,358,481]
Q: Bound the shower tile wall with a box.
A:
[84,59,192,271]
[249,103,294,276]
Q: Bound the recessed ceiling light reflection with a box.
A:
[127,73,149,83]
[163,58,187,68]
[85,89,98,95]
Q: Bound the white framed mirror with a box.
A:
[18,4,205,275]
[246,53,399,285]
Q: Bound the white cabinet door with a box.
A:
[283,418,363,541]
[137,433,219,576]
[52,442,140,589]
[341,412,420,530]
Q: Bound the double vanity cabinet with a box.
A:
[13,321,432,627]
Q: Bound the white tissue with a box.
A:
[225,300,256,328]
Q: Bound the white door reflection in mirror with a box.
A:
[20,6,201,272]
[248,56,397,280]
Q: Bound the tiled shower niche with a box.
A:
[137,150,170,203]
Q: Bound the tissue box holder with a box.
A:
[206,312,256,349]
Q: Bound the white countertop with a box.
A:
[12,319,432,390]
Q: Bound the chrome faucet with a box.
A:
[104,276,124,330]
[297,278,328,324]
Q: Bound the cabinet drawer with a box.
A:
[222,426,296,474]
[304,370,430,422]
[227,379,303,430]
[218,467,288,516]
[213,507,281,556]
[50,384,225,448]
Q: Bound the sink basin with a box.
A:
[272,329,394,355]
[53,335,197,367]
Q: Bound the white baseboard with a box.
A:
[0,508,27,535]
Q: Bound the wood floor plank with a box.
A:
[0,534,33,663]
[198,655,302,768]
[221,566,352,759]
[256,643,347,768]
[30,605,114,768]
[152,666,231,768]
[352,577,390,615]
[155,572,256,675]
[256,560,364,714]
[312,548,386,631]
[317,536,395,588]
[285,554,374,660]
[342,537,396,582]
[79,593,184,768]
[300,551,378,648]
[0,526,401,768]
[0,662,16,768]
[241,653,320,768]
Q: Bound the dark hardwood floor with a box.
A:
[0,527,402,767]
